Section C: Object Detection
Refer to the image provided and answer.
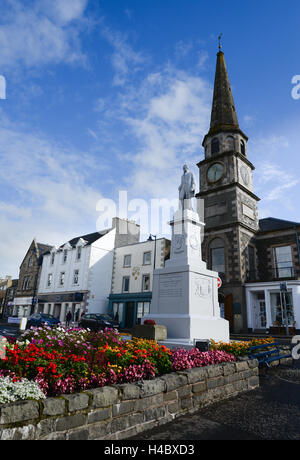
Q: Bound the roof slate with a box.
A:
[60,229,110,249]
[259,217,300,233]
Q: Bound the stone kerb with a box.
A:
[0,360,259,440]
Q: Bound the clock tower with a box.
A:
[196,48,260,332]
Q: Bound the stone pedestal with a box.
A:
[131,324,167,341]
[143,208,229,345]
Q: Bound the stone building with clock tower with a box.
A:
[196,49,260,332]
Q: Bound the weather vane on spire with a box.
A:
[218,33,223,51]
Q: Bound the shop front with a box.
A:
[12,297,34,318]
[37,292,87,323]
[246,281,300,333]
[108,292,152,329]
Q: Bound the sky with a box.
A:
[0,0,300,278]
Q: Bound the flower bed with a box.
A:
[0,376,46,405]
[210,337,275,357]
[0,327,236,401]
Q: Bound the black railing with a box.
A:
[273,265,295,279]
[246,266,300,282]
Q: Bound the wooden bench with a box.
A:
[248,342,293,374]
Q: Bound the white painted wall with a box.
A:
[112,239,167,294]
[38,244,91,294]
[38,230,117,315]
[86,229,116,314]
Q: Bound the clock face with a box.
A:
[207,163,224,183]
[240,166,250,186]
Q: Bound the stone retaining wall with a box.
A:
[0,359,259,440]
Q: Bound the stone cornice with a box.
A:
[196,182,261,202]
[197,150,255,171]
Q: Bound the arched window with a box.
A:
[240,140,246,155]
[211,138,220,155]
[209,238,225,277]
[226,136,235,151]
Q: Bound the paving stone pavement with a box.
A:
[130,366,300,440]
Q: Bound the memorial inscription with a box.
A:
[159,274,183,298]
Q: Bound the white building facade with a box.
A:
[37,219,140,323]
[108,238,170,329]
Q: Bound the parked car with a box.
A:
[27,313,60,329]
[0,326,20,342]
[79,314,120,332]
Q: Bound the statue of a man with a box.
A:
[178,164,196,210]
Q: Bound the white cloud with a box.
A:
[101,26,146,86]
[250,130,300,220]
[0,0,89,69]
[197,50,209,68]
[40,0,88,24]
[174,40,193,58]
[118,68,212,198]
[257,163,299,201]
[0,118,105,278]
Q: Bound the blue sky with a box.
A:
[0,0,300,278]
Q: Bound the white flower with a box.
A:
[0,377,46,405]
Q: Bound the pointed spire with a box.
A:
[208,50,239,136]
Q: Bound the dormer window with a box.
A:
[240,140,246,156]
[211,138,220,155]
[63,249,68,264]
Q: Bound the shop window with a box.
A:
[136,302,151,325]
[113,303,124,323]
[270,292,295,326]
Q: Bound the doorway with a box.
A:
[124,302,135,329]
[224,294,234,332]
[252,292,267,330]
[54,304,61,319]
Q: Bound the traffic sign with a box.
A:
[217,277,222,289]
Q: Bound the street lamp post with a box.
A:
[148,234,157,270]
